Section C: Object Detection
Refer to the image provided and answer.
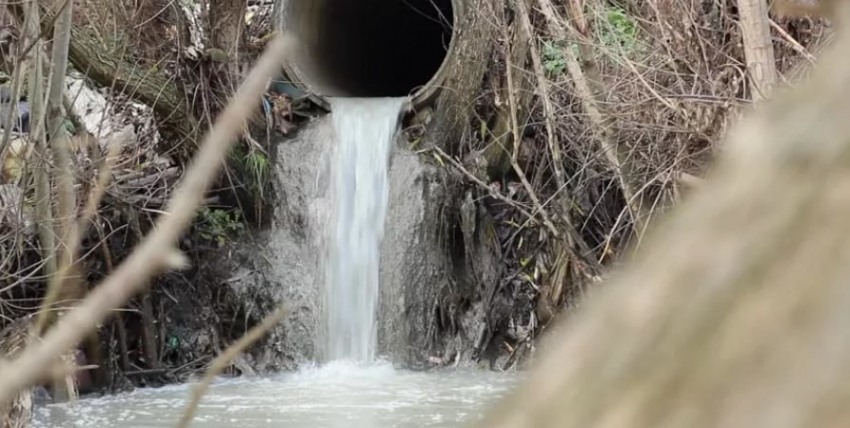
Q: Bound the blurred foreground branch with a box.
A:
[0,34,294,407]
[474,2,850,428]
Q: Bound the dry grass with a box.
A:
[422,0,838,369]
[0,1,843,427]
[0,0,282,387]
[0,2,848,427]
[0,33,293,406]
[451,0,833,337]
[472,3,850,427]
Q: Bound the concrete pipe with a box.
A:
[274,0,459,109]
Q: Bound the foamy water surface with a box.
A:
[33,361,521,428]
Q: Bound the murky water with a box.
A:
[33,361,521,428]
[326,97,406,363]
[30,97,523,428]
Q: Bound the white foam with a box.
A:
[325,97,405,363]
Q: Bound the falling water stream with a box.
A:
[32,98,522,428]
[326,97,405,363]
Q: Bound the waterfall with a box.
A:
[325,97,405,363]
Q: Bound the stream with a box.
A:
[33,361,521,428]
[32,95,523,428]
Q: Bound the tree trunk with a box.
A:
[32,0,80,340]
[426,0,499,154]
[738,0,778,100]
[45,0,76,251]
[24,0,56,280]
[7,1,199,156]
[38,1,79,403]
[65,25,198,156]
[140,293,159,369]
[482,8,533,180]
[208,0,246,80]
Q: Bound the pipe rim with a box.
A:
[279,0,460,112]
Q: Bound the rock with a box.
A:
[377,148,459,366]
[217,116,333,370]
[215,113,483,369]
[31,387,50,407]
[232,353,257,377]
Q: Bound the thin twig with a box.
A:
[33,139,122,345]
[769,19,816,63]
[174,306,288,428]
[433,146,550,233]
[516,0,600,267]
[10,0,73,67]
[31,0,78,345]
[0,34,294,407]
[537,0,649,236]
[502,15,561,238]
[24,0,56,281]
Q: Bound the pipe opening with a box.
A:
[284,0,455,99]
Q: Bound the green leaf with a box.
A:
[541,41,567,76]
[167,335,179,350]
[63,119,76,135]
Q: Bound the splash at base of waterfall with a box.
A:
[32,363,522,428]
[325,97,406,363]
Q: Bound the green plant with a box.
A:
[196,207,245,246]
[542,41,567,76]
[598,6,642,56]
[245,150,269,195]
[230,144,269,200]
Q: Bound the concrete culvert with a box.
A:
[277,0,457,105]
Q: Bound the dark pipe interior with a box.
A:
[289,0,454,98]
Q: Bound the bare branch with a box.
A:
[474,5,850,428]
[536,0,650,236]
[0,34,295,407]
[34,0,77,338]
[738,0,778,100]
[174,306,289,428]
